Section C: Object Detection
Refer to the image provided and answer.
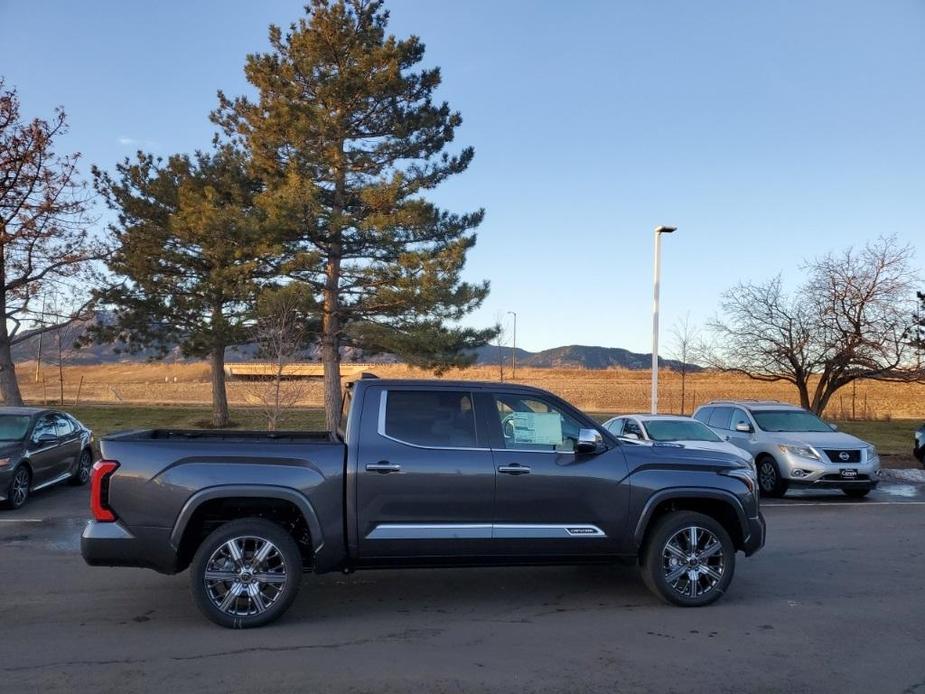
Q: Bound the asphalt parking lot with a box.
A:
[2,483,925,694]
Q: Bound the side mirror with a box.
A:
[576,428,604,454]
[735,422,753,433]
[622,432,641,441]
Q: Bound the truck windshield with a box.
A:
[643,420,722,442]
[752,410,831,432]
[0,415,31,441]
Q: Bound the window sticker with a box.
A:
[508,412,563,445]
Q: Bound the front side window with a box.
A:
[32,416,57,443]
[383,390,477,448]
[492,393,582,452]
[54,414,75,437]
[622,418,645,440]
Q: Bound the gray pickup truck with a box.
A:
[82,378,765,628]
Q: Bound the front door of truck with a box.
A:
[487,391,629,556]
[356,387,496,558]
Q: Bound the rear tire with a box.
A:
[641,510,736,607]
[190,518,302,628]
[69,449,93,486]
[843,488,871,498]
[757,456,788,498]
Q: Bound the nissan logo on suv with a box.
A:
[838,451,850,462]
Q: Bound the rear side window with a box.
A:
[605,418,625,436]
[383,390,477,448]
[693,407,713,424]
[707,407,733,430]
[54,414,75,436]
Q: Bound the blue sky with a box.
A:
[2,0,923,353]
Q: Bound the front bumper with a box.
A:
[743,512,766,556]
[788,477,879,491]
[81,520,178,574]
[0,466,12,501]
[776,451,880,487]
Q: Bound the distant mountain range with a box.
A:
[471,344,700,372]
[12,314,700,372]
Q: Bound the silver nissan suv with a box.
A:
[692,401,880,498]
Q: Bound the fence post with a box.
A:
[74,376,84,406]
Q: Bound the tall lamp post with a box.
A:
[651,225,676,414]
[507,311,517,379]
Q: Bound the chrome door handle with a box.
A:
[366,463,401,473]
[498,464,531,475]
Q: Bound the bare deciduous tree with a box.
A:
[668,313,699,415]
[0,80,106,405]
[242,285,317,430]
[704,236,922,414]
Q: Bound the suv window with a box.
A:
[730,408,752,431]
[492,393,582,452]
[707,407,733,430]
[693,407,713,424]
[383,390,477,448]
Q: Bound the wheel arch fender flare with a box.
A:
[169,485,325,556]
[633,487,749,550]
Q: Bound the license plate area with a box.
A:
[840,468,859,479]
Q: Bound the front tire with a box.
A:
[757,456,789,498]
[641,511,736,607]
[3,466,30,510]
[190,518,302,628]
[69,449,93,486]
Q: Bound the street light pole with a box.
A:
[507,311,517,379]
[651,225,676,414]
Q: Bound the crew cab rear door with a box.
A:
[355,386,496,558]
[487,390,629,556]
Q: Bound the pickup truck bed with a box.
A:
[82,378,765,628]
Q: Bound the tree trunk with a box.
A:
[321,248,343,431]
[680,369,687,416]
[210,345,230,427]
[0,312,24,406]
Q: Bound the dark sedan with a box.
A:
[0,408,94,510]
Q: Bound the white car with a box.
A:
[602,414,755,467]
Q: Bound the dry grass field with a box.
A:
[14,360,925,419]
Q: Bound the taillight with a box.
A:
[90,460,119,522]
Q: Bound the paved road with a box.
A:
[2,483,925,694]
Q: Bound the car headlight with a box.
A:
[0,457,10,468]
[865,445,878,460]
[778,444,820,461]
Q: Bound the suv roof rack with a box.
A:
[703,399,790,405]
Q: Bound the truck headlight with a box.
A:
[0,457,9,468]
[778,444,820,461]
[722,467,758,494]
[865,445,878,461]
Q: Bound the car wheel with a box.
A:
[69,449,93,486]
[190,518,302,628]
[757,456,788,498]
[641,510,736,607]
[3,466,31,510]
[843,488,871,498]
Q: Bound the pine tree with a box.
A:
[213,0,493,428]
[93,146,273,426]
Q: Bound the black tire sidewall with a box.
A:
[642,510,736,607]
[70,450,93,486]
[190,518,303,628]
[758,456,787,498]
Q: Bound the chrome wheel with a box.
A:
[203,536,288,617]
[759,460,776,492]
[77,452,92,484]
[10,468,29,508]
[662,525,726,598]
